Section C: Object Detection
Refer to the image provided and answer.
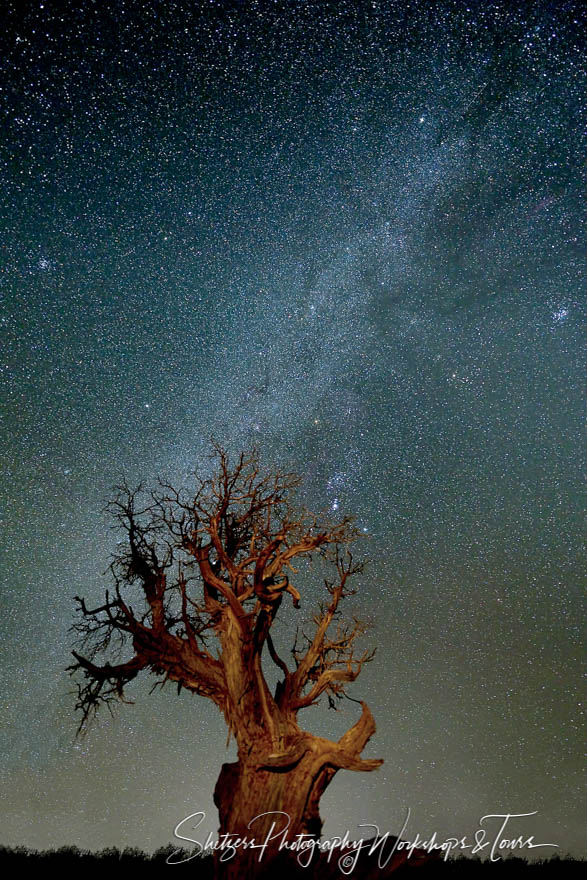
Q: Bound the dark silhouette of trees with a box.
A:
[69,446,381,878]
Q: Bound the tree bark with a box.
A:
[209,599,382,878]
[213,735,336,879]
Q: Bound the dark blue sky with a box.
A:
[1,0,584,858]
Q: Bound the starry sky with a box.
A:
[1,0,584,861]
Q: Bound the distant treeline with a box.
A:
[0,845,213,878]
[0,845,583,878]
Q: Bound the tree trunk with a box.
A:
[213,735,336,879]
[209,606,383,877]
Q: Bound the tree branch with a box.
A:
[69,446,375,755]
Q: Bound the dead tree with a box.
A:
[69,446,382,878]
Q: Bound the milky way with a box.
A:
[1,0,584,857]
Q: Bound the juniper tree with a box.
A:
[70,446,381,878]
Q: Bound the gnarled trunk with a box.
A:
[210,607,382,878]
[213,733,337,879]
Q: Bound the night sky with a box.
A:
[1,0,584,860]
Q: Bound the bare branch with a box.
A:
[68,651,147,734]
[70,446,376,758]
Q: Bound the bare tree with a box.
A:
[70,446,382,877]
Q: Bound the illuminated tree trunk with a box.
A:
[213,746,334,879]
[208,599,381,878]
